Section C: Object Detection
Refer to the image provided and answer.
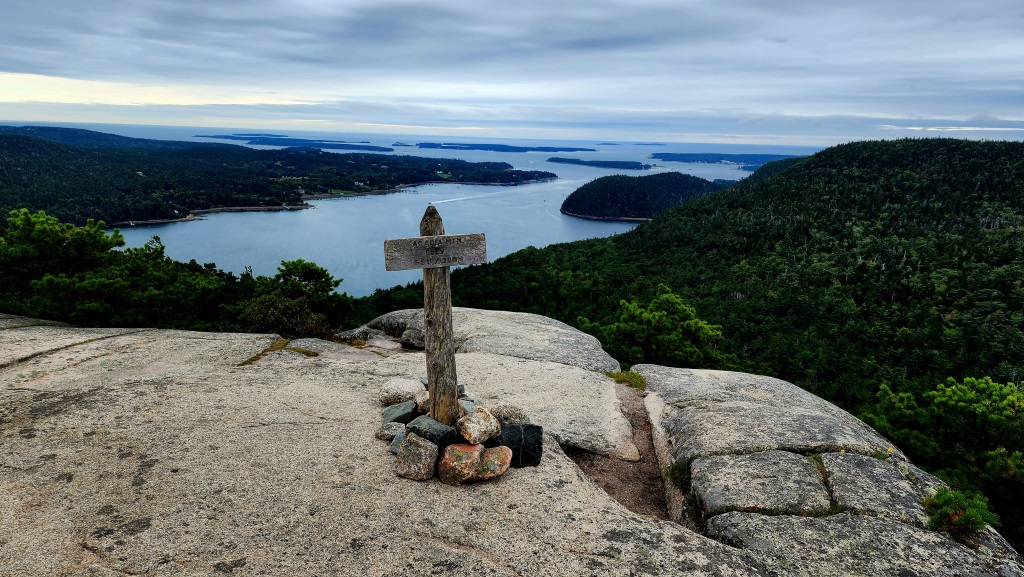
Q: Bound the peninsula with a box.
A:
[650,152,802,169]
[0,126,555,226]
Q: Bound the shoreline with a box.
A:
[107,177,557,228]
[108,204,313,227]
[559,209,650,223]
[307,176,559,199]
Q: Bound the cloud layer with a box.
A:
[2,0,1022,144]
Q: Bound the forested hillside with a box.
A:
[0,125,220,151]
[559,171,729,219]
[363,139,1024,546]
[446,139,1024,407]
[0,132,554,225]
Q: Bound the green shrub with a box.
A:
[667,459,691,492]
[923,487,999,541]
[604,370,647,390]
[579,284,736,370]
[862,376,1023,548]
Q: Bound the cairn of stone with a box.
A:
[376,377,543,484]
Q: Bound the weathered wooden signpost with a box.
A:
[384,205,487,427]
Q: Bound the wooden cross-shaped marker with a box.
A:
[384,205,487,426]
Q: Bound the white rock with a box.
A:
[359,308,621,372]
[456,407,501,444]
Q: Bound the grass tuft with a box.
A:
[604,370,647,390]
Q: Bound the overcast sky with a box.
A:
[1,0,1022,145]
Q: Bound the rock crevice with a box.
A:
[634,364,1023,576]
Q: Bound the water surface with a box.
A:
[87,124,806,296]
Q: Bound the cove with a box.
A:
[118,178,637,297]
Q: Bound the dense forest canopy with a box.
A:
[0,130,554,225]
[442,139,1024,407]
[559,171,729,219]
[0,125,223,151]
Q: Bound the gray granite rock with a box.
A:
[902,462,949,499]
[389,429,407,454]
[406,415,458,450]
[378,377,425,406]
[457,397,481,416]
[356,307,620,372]
[0,326,159,367]
[0,313,66,330]
[489,404,531,424]
[366,336,403,351]
[364,308,421,340]
[821,452,928,525]
[381,401,418,424]
[285,338,379,362]
[635,366,905,464]
[707,511,1023,577]
[0,322,771,576]
[691,450,832,517]
[5,318,1017,576]
[639,364,1023,574]
[375,421,405,442]
[395,433,438,481]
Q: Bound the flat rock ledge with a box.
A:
[4,312,1021,577]
[635,364,1024,576]
[3,314,750,577]
[339,307,621,372]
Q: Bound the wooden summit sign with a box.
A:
[383,205,487,426]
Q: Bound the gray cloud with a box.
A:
[1,0,1022,143]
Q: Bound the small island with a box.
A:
[546,157,652,170]
[560,171,730,221]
